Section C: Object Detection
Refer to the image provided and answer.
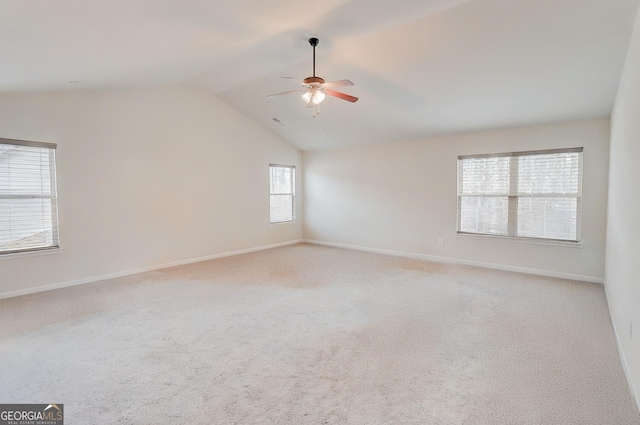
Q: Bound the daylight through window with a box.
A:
[270,164,295,224]
[0,139,59,255]
[457,148,583,242]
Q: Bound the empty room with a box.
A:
[1,0,640,423]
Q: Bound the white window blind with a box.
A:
[457,148,582,242]
[270,164,295,224]
[0,139,59,254]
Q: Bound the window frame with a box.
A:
[456,147,583,244]
[269,164,296,225]
[0,137,60,256]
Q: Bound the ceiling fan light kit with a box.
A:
[267,37,358,117]
[301,88,325,105]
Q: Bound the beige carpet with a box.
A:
[1,243,639,424]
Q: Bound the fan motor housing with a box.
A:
[303,76,325,84]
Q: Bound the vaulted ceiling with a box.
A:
[1,0,639,150]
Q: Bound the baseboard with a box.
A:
[0,239,303,300]
[604,285,640,413]
[303,239,604,284]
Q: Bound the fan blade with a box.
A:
[266,89,302,98]
[281,76,305,85]
[322,79,354,88]
[325,89,359,103]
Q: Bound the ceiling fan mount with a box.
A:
[267,37,358,116]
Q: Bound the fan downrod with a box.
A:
[309,37,319,77]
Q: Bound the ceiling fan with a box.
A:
[267,37,358,116]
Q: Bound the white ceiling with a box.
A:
[1,0,639,150]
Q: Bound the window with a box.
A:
[457,148,582,242]
[270,164,295,224]
[0,138,59,255]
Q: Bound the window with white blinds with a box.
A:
[0,139,59,255]
[270,164,295,224]
[457,148,583,242]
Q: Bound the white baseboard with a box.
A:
[604,285,640,413]
[303,239,604,284]
[0,239,303,300]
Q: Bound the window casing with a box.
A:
[457,148,582,243]
[269,164,295,224]
[0,138,60,255]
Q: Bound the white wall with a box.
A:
[0,85,302,296]
[606,8,640,409]
[303,118,609,281]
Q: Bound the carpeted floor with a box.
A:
[1,243,639,424]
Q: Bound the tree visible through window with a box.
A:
[457,148,583,242]
[270,164,295,224]
[0,139,60,254]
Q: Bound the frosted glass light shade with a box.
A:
[302,88,325,105]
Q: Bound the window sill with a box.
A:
[0,247,64,260]
[456,232,583,248]
[270,220,297,227]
